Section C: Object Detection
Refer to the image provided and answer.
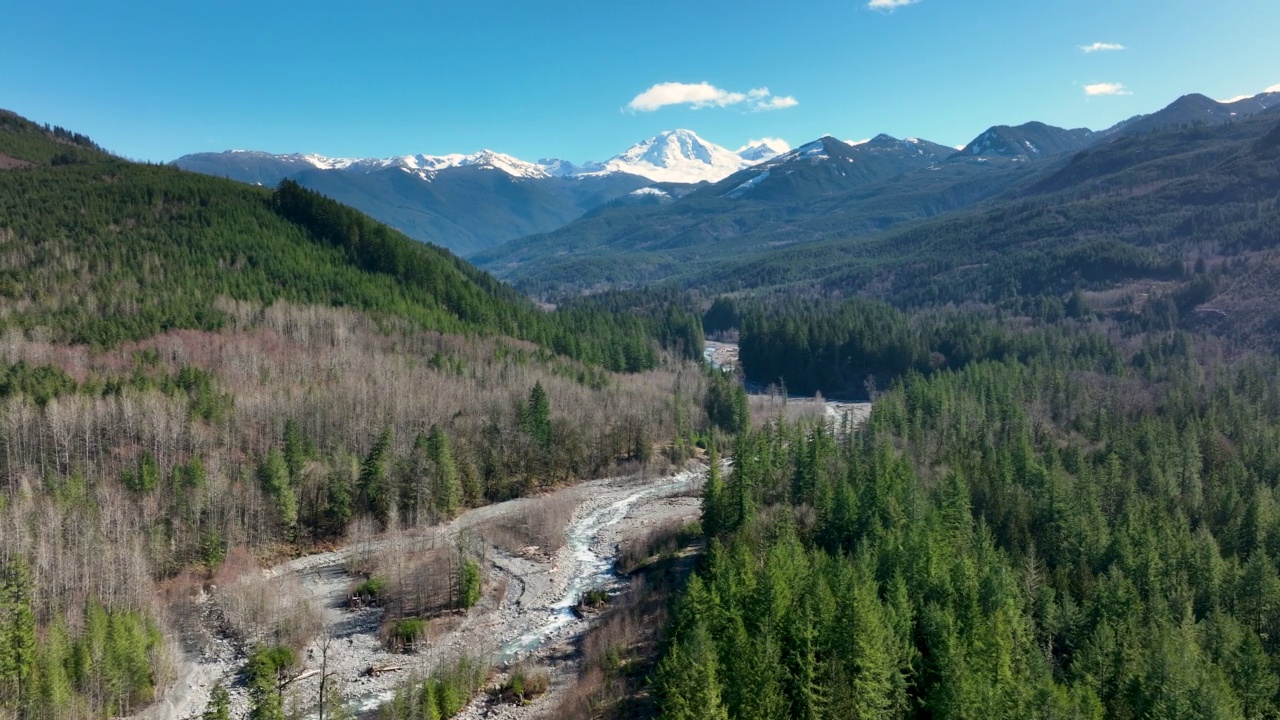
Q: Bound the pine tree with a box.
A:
[323,467,354,539]
[36,621,77,719]
[359,428,394,526]
[258,448,297,530]
[427,424,461,519]
[725,433,758,535]
[655,619,730,720]
[202,683,231,720]
[0,558,35,709]
[522,382,552,450]
[702,443,724,539]
[247,646,294,720]
[458,556,481,609]
[283,418,305,482]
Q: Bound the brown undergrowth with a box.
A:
[481,490,582,559]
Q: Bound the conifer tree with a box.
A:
[702,443,724,539]
[655,619,729,720]
[427,424,461,519]
[0,558,35,709]
[522,382,552,450]
[258,448,297,530]
[33,619,76,719]
[359,428,394,525]
[283,418,305,482]
[202,683,231,720]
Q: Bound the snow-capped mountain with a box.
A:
[537,158,606,178]
[736,138,792,164]
[234,149,557,180]
[594,129,760,184]
[172,129,789,254]
[178,129,784,188]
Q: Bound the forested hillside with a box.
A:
[0,111,713,719]
[659,325,1280,719]
[0,110,701,371]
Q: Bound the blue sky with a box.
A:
[3,0,1276,162]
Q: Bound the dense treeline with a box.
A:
[554,289,706,363]
[733,296,1119,397]
[660,325,1280,719]
[0,555,162,720]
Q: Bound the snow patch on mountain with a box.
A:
[594,129,753,183]
[629,187,671,198]
[723,170,771,199]
[795,139,831,160]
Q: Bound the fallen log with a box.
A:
[282,669,319,687]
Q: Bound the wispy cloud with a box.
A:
[868,0,920,10]
[1085,82,1132,97]
[1080,42,1125,53]
[753,94,799,111]
[1219,83,1280,102]
[627,82,798,113]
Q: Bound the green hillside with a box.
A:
[0,111,687,370]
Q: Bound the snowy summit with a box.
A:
[181,129,790,186]
[595,129,767,184]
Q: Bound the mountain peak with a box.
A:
[959,122,1095,160]
[737,138,791,164]
[599,129,750,183]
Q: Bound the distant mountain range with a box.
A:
[474,91,1280,291]
[175,90,1279,261]
[173,130,788,255]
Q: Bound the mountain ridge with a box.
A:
[476,89,1280,297]
[173,87,1280,262]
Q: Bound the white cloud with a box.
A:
[1085,82,1132,96]
[868,0,920,10]
[1218,83,1280,102]
[753,94,799,111]
[1080,42,1125,53]
[627,82,798,113]
[627,82,744,112]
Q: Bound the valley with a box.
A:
[4,15,1280,717]
[135,466,706,720]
